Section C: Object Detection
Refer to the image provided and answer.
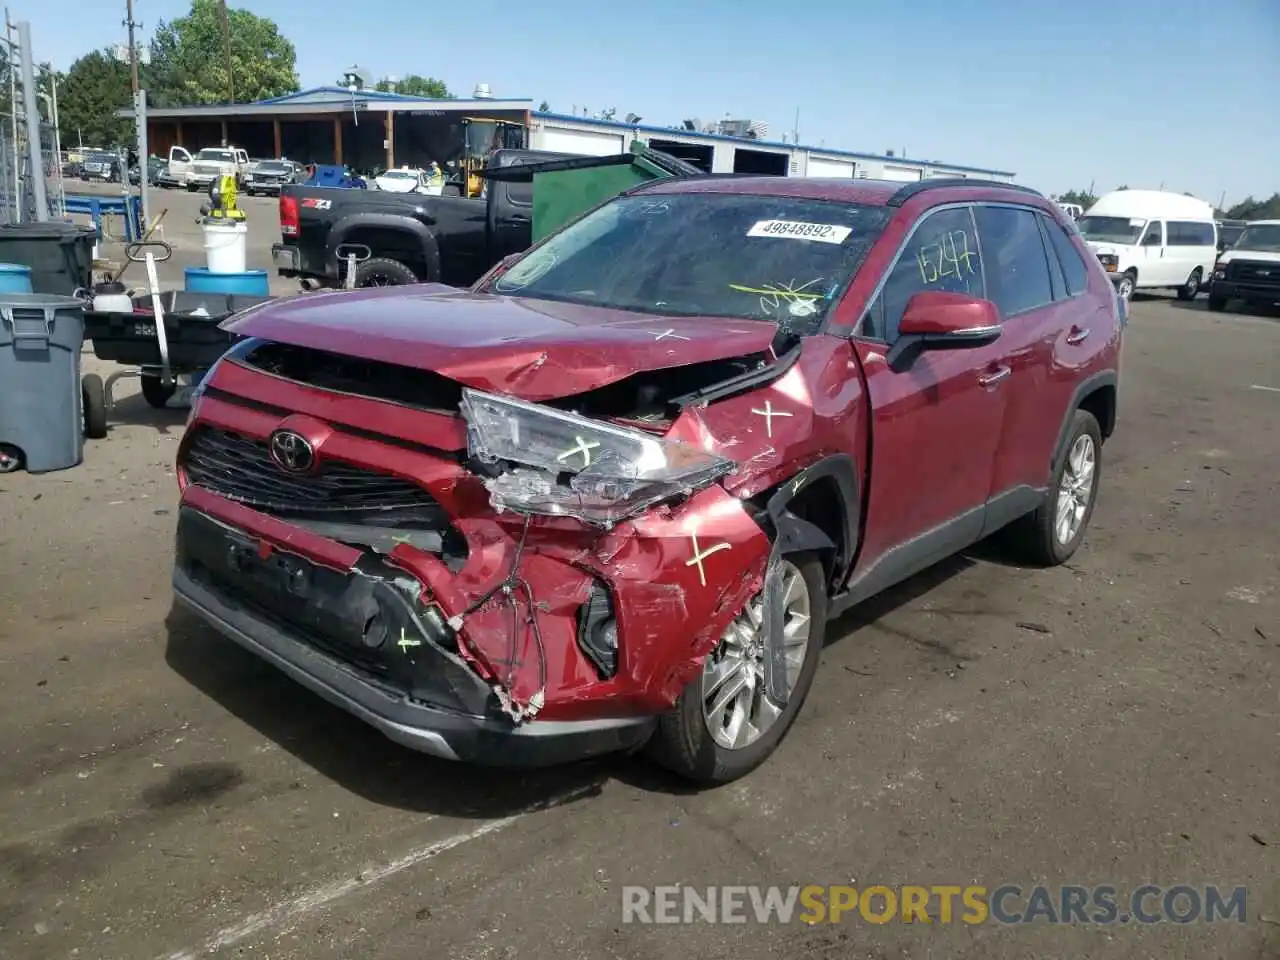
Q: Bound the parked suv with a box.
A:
[172,177,1122,784]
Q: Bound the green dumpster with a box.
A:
[485,142,706,243]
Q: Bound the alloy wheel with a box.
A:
[1055,434,1096,545]
[701,558,812,750]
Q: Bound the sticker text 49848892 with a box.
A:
[747,220,852,245]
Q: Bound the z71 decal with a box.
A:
[300,198,332,210]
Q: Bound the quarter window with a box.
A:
[860,206,984,341]
[973,205,1053,317]
[1042,215,1090,296]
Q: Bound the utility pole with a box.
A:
[219,0,233,103]
[123,0,140,94]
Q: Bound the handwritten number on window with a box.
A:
[916,231,978,285]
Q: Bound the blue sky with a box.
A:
[30,0,1279,205]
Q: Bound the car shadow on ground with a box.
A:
[104,390,190,435]
[1166,297,1280,320]
[162,602,611,817]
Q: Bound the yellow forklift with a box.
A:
[459,117,527,197]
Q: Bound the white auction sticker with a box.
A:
[747,219,852,244]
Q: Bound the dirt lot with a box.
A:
[1,208,1278,958]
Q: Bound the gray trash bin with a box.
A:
[0,293,88,473]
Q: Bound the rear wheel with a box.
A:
[1176,268,1201,301]
[1005,409,1102,567]
[140,374,176,409]
[646,553,826,785]
[0,443,22,473]
[353,257,418,288]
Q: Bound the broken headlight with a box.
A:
[460,388,734,526]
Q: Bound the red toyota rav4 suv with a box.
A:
[173,176,1122,784]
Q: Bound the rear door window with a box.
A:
[973,205,1053,317]
[1041,215,1090,297]
[1167,220,1215,246]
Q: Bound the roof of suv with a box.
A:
[637,175,1046,208]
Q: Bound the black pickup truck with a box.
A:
[271,147,706,290]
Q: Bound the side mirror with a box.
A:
[887,291,1001,371]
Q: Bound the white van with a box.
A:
[1057,201,1083,220]
[1076,190,1218,301]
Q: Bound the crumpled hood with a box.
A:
[221,283,780,401]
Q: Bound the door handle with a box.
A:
[1065,326,1091,345]
[978,365,1011,388]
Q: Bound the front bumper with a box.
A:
[1210,279,1280,304]
[173,506,655,766]
[246,181,286,194]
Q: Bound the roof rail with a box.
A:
[886,178,1044,207]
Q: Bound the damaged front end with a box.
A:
[171,335,800,767]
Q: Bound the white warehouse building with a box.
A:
[529,112,1015,183]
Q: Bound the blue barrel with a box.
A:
[0,263,33,293]
[184,267,270,296]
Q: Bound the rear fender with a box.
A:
[327,213,441,281]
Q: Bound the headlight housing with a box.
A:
[460,388,734,526]
[1096,253,1119,272]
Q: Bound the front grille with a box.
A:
[184,426,440,517]
[1227,260,1280,284]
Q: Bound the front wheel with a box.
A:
[82,374,108,439]
[1207,292,1228,312]
[1115,271,1136,301]
[646,553,827,785]
[1176,268,1201,301]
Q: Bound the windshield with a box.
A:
[196,149,234,163]
[1234,224,1280,252]
[1077,216,1144,245]
[490,192,892,331]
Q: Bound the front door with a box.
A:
[849,204,1008,583]
[1139,219,1172,285]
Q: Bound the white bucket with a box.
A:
[202,219,248,274]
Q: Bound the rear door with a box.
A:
[849,204,1008,577]
[974,206,1097,528]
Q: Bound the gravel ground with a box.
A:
[1,188,1277,959]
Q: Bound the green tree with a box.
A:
[149,0,298,106]
[54,50,133,148]
[374,75,451,98]
[1056,189,1096,210]
[1225,194,1280,220]
[537,100,550,112]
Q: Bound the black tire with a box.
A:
[353,257,419,288]
[0,443,22,473]
[1207,292,1228,312]
[645,553,828,785]
[140,374,176,409]
[1005,409,1102,567]
[1115,271,1137,301]
[82,374,108,439]
[1176,269,1201,301]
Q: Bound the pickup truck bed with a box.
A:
[272,149,568,289]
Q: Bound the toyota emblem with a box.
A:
[268,429,315,473]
